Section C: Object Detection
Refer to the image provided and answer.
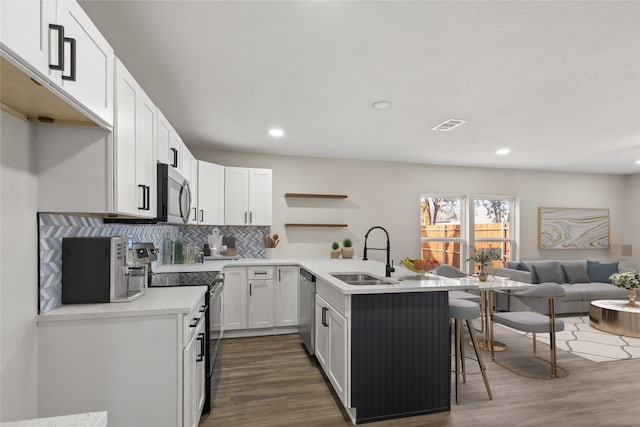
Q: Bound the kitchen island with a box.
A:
[159,258,476,424]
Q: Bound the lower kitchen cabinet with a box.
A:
[222,265,298,336]
[37,293,206,427]
[315,293,348,405]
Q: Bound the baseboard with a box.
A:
[223,326,299,338]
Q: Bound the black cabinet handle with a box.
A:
[62,37,76,81]
[196,333,205,362]
[278,269,281,282]
[249,211,253,224]
[145,186,151,210]
[244,212,247,224]
[170,148,178,168]
[249,282,252,296]
[200,209,204,222]
[189,317,200,328]
[192,207,197,221]
[138,185,146,210]
[48,24,64,71]
[322,307,328,327]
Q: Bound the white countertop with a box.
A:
[0,412,107,427]
[153,257,477,294]
[38,286,207,322]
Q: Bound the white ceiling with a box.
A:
[79,0,640,175]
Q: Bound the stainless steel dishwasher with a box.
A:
[298,268,316,355]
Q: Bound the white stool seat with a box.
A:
[449,298,482,319]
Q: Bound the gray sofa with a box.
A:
[487,260,632,314]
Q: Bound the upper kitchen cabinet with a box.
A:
[224,167,272,226]
[197,161,225,225]
[156,109,172,165]
[114,59,156,218]
[0,0,114,128]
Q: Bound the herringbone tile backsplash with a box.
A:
[38,213,269,313]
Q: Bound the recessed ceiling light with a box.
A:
[635,160,640,165]
[496,148,511,155]
[432,119,466,131]
[371,101,392,110]
[268,128,284,138]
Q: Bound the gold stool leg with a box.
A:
[455,319,461,404]
[467,319,493,401]
[459,320,467,383]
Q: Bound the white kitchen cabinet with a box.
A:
[224,167,272,226]
[0,0,114,128]
[222,267,248,331]
[247,267,275,328]
[275,266,298,327]
[315,293,348,405]
[56,0,114,126]
[183,316,205,427]
[0,0,57,82]
[156,109,172,165]
[197,160,225,225]
[114,59,156,218]
[38,290,207,427]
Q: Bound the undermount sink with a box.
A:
[331,273,395,286]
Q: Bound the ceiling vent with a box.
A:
[432,119,466,132]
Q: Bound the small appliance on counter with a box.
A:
[61,236,157,304]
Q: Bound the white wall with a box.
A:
[0,111,38,421]
[623,173,640,270]
[194,149,629,269]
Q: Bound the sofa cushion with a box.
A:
[562,263,590,284]
[565,283,628,300]
[516,261,530,272]
[587,260,619,283]
[530,263,564,284]
[506,261,519,269]
[522,260,556,283]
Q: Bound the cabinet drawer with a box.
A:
[184,297,206,346]
[248,267,274,280]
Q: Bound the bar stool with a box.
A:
[449,298,493,404]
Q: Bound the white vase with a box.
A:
[264,248,275,259]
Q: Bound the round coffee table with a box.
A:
[590,300,640,337]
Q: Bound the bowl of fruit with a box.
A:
[401,257,439,275]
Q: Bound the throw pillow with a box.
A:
[587,260,619,283]
[530,263,563,283]
[516,261,530,272]
[561,264,590,284]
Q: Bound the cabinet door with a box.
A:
[248,280,274,328]
[183,326,198,427]
[195,321,206,420]
[0,0,56,81]
[156,110,171,165]
[56,0,114,126]
[197,161,225,225]
[328,308,348,404]
[136,89,156,218]
[114,60,140,216]
[184,150,198,224]
[275,267,298,327]
[224,167,249,225]
[222,268,248,330]
[315,295,329,370]
[248,168,272,225]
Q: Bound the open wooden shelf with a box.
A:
[284,193,348,199]
[285,223,348,227]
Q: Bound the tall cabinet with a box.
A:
[224,167,272,225]
[114,59,156,218]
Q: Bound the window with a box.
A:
[419,195,518,274]
[470,197,517,273]
[420,195,466,269]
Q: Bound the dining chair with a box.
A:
[490,283,568,378]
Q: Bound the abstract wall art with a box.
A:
[538,207,610,250]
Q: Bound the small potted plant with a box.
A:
[610,271,640,307]
[341,238,354,259]
[330,242,341,259]
[467,246,501,281]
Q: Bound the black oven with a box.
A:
[149,270,223,415]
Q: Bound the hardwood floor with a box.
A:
[200,327,640,426]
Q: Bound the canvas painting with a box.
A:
[538,207,610,250]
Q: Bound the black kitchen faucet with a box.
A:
[363,226,395,277]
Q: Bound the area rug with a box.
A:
[497,315,640,362]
